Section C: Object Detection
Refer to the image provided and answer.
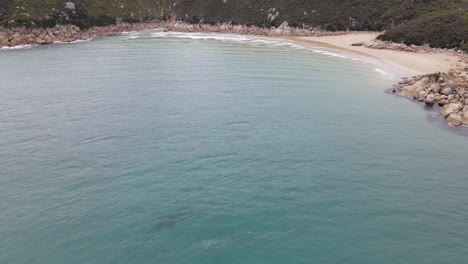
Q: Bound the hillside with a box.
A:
[0,0,170,28]
[0,0,467,50]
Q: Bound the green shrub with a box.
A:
[461,43,468,52]
[378,10,468,49]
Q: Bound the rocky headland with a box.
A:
[359,37,468,127]
[396,62,468,127]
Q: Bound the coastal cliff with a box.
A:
[1,0,467,51]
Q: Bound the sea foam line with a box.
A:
[0,44,33,50]
[53,38,92,45]
[123,30,400,79]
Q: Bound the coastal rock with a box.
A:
[447,79,455,87]
[462,107,468,125]
[399,79,426,97]
[447,112,462,126]
[65,2,76,11]
[441,87,453,95]
[430,83,440,93]
[276,21,291,35]
[417,90,426,101]
[425,94,435,105]
[440,102,463,118]
[438,99,450,106]
[267,8,280,22]
[10,37,22,46]
[420,77,430,84]
[35,38,46,44]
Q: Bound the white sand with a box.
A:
[282,33,464,76]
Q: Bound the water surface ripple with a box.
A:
[1,32,467,264]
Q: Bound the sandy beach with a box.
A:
[283,33,465,76]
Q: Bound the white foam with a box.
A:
[53,38,92,45]
[309,48,349,59]
[1,44,33,50]
[121,31,404,80]
[374,67,397,80]
[121,31,138,34]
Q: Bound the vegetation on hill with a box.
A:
[378,0,468,51]
[171,0,399,31]
[0,0,169,28]
[0,0,467,51]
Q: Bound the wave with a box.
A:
[0,44,33,50]
[53,38,92,45]
[122,31,358,60]
[1,38,91,51]
[122,31,370,61]
[123,31,303,49]
[122,30,402,79]
[0,30,401,80]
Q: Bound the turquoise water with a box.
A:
[1,32,467,264]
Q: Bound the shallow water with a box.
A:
[1,32,467,264]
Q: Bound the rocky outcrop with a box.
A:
[364,39,466,54]
[397,61,468,127]
[462,107,468,125]
[0,25,81,46]
[441,103,464,118]
[161,21,340,37]
[447,112,463,126]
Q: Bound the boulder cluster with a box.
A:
[397,69,468,126]
[0,25,81,46]
[364,39,466,54]
[161,21,338,37]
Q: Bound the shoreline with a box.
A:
[2,22,465,76]
[281,34,467,127]
[282,34,467,75]
[2,21,468,127]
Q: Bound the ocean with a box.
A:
[1,31,467,264]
